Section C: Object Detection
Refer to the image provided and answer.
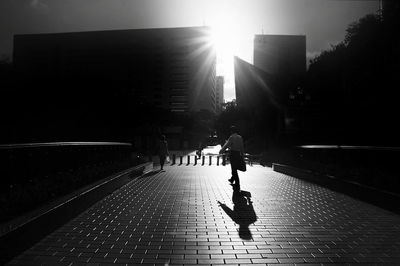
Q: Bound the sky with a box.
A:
[0,0,379,101]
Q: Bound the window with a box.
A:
[169,81,187,86]
[170,74,187,80]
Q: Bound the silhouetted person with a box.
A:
[219,126,244,187]
[218,186,257,240]
[196,142,202,158]
[158,135,169,171]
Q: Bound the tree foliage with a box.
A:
[305,10,399,145]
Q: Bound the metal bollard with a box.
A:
[180,155,183,165]
[172,154,176,165]
[209,155,212,165]
[187,155,190,165]
[217,156,220,166]
[202,156,205,165]
[222,154,226,166]
[194,156,197,165]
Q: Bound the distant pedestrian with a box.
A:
[219,126,244,187]
[158,135,169,171]
[196,142,203,158]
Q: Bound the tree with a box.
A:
[305,11,399,145]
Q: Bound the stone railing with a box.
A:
[0,142,142,224]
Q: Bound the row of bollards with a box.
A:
[149,154,253,166]
[167,154,227,166]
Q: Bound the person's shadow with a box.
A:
[218,185,257,240]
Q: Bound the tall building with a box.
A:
[382,0,400,19]
[13,26,217,114]
[254,34,306,79]
[234,56,283,147]
[253,34,306,107]
[215,76,224,113]
[234,57,281,109]
[243,35,313,146]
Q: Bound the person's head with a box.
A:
[161,135,166,141]
[229,125,238,134]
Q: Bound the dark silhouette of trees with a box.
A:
[215,100,276,153]
[0,57,20,143]
[0,56,14,94]
[215,100,244,144]
[305,10,400,145]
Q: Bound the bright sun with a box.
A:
[207,9,252,100]
[210,15,237,76]
[211,21,235,55]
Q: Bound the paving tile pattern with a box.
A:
[8,164,400,265]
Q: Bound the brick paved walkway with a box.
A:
[8,164,400,265]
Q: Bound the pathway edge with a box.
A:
[0,162,153,265]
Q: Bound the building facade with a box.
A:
[234,56,282,110]
[234,56,282,148]
[13,26,217,114]
[254,34,306,80]
[215,76,224,113]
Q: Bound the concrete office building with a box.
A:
[234,56,281,109]
[13,26,217,114]
[237,35,309,146]
[234,56,282,147]
[215,76,224,113]
[254,34,306,79]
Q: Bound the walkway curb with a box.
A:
[0,162,153,265]
[7,164,400,265]
[272,163,400,215]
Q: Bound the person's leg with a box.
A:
[160,155,165,170]
[230,151,240,185]
[232,164,239,186]
[229,163,235,183]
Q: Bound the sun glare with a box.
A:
[210,16,237,74]
[206,6,253,100]
[211,20,236,53]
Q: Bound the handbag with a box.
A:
[238,155,246,172]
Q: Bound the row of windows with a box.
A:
[154,87,189,93]
[169,81,188,86]
[170,74,187,80]
[170,67,189,73]
[170,60,187,66]
[153,101,190,108]
[170,109,186,113]
[170,51,189,57]
[170,88,188,96]
[170,102,188,107]
[170,95,187,101]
